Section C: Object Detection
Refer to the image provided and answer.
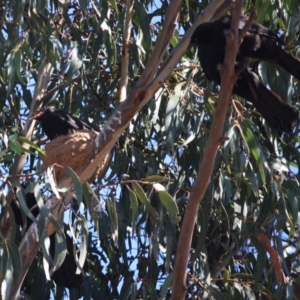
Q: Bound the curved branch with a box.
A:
[211,0,234,21]
[9,59,53,180]
[170,1,255,299]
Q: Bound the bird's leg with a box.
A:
[234,60,247,76]
[240,70,259,102]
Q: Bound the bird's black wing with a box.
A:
[50,233,87,288]
[191,15,283,52]
[191,17,299,132]
[234,70,298,132]
[52,110,93,131]
[33,107,95,139]
[11,186,88,289]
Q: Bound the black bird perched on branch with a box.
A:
[10,187,88,289]
[191,15,299,132]
[31,107,93,140]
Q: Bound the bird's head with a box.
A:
[31,107,54,121]
[190,27,201,45]
[190,23,209,46]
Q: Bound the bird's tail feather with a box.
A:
[277,48,300,81]
[234,70,299,132]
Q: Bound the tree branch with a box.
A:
[170,1,255,299]
[119,0,134,102]
[211,0,234,21]
[8,196,64,300]
[9,59,53,180]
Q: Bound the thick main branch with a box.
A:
[170,2,256,299]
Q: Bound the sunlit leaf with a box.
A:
[17,136,46,156]
[142,175,166,183]
[64,167,83,206]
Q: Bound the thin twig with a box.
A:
[211,0,234,20]
[9,60,54,181]
[119,0,134,102]
[7,96,24,131]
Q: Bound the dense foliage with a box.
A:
[1,0,300,299]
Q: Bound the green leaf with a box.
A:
[106,197,119,248]
[14,50,25,85]
[165,83,183,152]
[66,48,83,83]
[16,187,38,225]
[286,190,298,232]
[82,182,102,235]
[133,2,151,52]
[191,206,209,264]
[128,186,138,235]
[33,182,62,236]
[6,51,16,92]
[107,0,119,13]
[102,29,117,68]
[74,217,88,272]
[251,236,266,283]
[6,240,21,279]
[0,241,9,283]
[169,32,179,48]
[46,165,60,199]
[142,175,166,183]
[50,232,67,274]
[78,0,89,10]
[64,167,83,206]
[131,182,159,219]
[9,140,23,154]
[158,191,179,223]
[48,35,64,57]
[17,136,46,156]
[240,121,266,185]
[145,282,157,299]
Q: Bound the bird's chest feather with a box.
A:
[198,44,225,83]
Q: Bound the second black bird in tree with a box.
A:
[191,15,299,132]
[32,107,93,140]
[11,188,88,289]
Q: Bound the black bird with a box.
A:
[191,15,299,132]
[10,187,88,289]
[32,107,93,140]
[10,187,39,229]
[50,233,87,289]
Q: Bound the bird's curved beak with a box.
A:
[30,110,44,120]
